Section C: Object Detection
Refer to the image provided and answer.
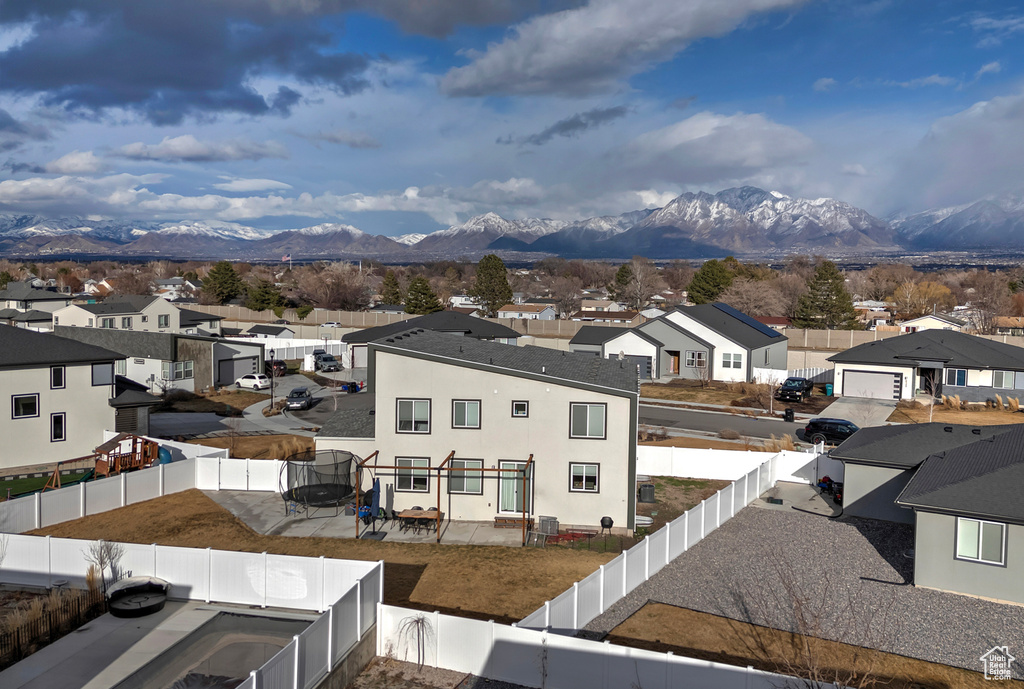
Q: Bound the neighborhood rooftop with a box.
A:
[343,310,519,344]
[830,422,1018,469]
[897,424,1024,523]
[828,329,1024,370]
[568,324,626,346]
[0,281,71,302]
[73,295,161,314]
[374,328,640,394]
[676,302,787,349]
[0,324,121,367]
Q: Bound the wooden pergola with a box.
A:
[354,451,535,545]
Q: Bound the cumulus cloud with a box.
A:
[212,177,294,192]
[813,77,837,92]
[302,129,381,149]
[606,111,814,187]
[112,135,289,162]
[441,0,806,96]
[44,150,106,174]
[499,106,629,145]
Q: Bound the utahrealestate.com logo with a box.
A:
[981,646,1014,681]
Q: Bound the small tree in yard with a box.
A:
[404,277,443,315]
[470,254,513,317]
[380,269,404,305]
[203,260,244,304]
[84,540,125,600]
[793,261,860,330]
[244,278,285,311]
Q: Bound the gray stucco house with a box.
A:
[829,329,1024,402]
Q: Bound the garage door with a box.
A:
[842,371,900,399]
[218,356,257,385]
[609,353,652,380]
[351,345,368,369]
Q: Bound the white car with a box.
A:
[321,322,341,328]
[235,373,271,390]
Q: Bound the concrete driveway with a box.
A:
[816,396,896,427]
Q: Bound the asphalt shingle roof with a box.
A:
[179,308,223,326]
[569,325,624,346]
[10,310,53,322]
[374,328,639,395]
[75,295,160,315]
[830,422,1017,469]
[316,407,377,438]
[247,324,293,336]
[673,302,786,349]
[828,330,1024,370]
[897,425,1024,522]
[343,310,519,344]
[53,325,177,360]
[0,324,121,367]
[0,282,71,302]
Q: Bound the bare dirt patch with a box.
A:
[187,434,313,460]
[642,380,831,414]
[635,477,730,534]
[608,603,1000,689]
[640,435,796,452]
[159,389,269,416]
[351,658,531,689]
[30,490,612,622]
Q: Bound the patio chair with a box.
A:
[409,506,424,533]
[419,507,438,531]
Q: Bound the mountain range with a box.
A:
[4,188,1024,260]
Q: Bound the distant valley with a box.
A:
[5,187,1024,261]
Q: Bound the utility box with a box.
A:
[538,516,559,535]
[638,483,656,503]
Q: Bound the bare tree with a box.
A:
[719,278,788,316]
[83,540,126,599]
[550,275,582,317]
[967,269,1011,334]
[623,256,662,311]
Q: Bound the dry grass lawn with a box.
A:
[31,489,613,623]
[640,435,787,451]
[642,380,832,414]
[610,603,1005,689]
[887,404,1024,426]
[635,477,730,533]
[161,389,269,416]
[187,434,313,460]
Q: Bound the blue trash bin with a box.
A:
[825,383,834,396]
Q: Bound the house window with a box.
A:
[53,316,58,325]
[115,360,127,376]
[87,318,93,327]
[161,361,194,380]
[12,394,39,419]
[452,400,481,429]
[397,399,430,433]
[449,459,483,494]
[51,413,66,442]
[722,352,742,369]
[993,371,1015,389]
[100,317,115,329]
[50,366,65,389]
[570,403,606,439]
[158,314,170,328]
[685,351,706,368]
[121,316,132,329]
[396,457,430,492]
[956,517,1005,565]
[92,363,113,386]
[944,368,967,386]
[764,349,770,366]
[511,401,529,417]
[141,315,148,322]
[569,463,599,492]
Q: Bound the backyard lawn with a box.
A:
[635,476,730,534]
[159,389,269,416]
[186,434,313,460]
[0,470,91,501]
[888,403,1024,426]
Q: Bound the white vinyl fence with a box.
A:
[231,338,345,364]
[378,604,836,689]
[0,533,383,689]
[519,456,777,633]
[0,456,285,534]
[788,367,834,384]
[636,446,823,484]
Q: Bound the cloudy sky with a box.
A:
[2,0,1024,235]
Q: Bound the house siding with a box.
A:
[636,320,712,380]
[601,331,659,378]
[841,463,914,523]
[663,312,746,383]
[914,510,1024,605]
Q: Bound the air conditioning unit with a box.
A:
[538,516,559,535]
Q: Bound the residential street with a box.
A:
[639,404,805,440]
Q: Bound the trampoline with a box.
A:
[279,449,359,517]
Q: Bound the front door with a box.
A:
[668,350,680,375]
[499,461,532,514]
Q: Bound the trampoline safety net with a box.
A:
[280,449,359,517]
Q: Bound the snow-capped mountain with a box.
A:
[893,192,1024,250]
[393,233,427,246]
[413,212,564,252]
[294,223,365,237]
[523,209,655,255]
[141,221,276,241]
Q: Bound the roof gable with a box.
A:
[1,324,121,367]
[831,422,1015,469]
[343,310,518,344]
[829,330,1024,370]
[671,303,786,349]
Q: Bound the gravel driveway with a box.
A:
[585,507,1024,678]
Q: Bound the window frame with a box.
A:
[569,462,600,493]
[91,363,113,387]
[50,365,66,390]
[722,352,743,369]
[12,394,39,419]
[569,402,607,440]
[955,517,1006,566]
[141,315,149,323]
[944,367,967,386]
[100,317,115,329]
[158,314,170,328]
[121,316,132,329]
[684,350,708,368]
[396,398,431,434]
[993,370,1014,389]
[511,400,529,418]
[451,399,482,429]
[448,458,484,495]
[396,457,430,493]
[50,412,66,443]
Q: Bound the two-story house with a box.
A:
[53,295,182,333]
[0,325,121,470]
[0,282,74,331]
[316,329,640,533]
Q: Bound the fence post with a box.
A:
[206,548,212,603]
[598,565,605,613]
[249,670,259,689]
[664,522,672,562]
[34,492,41,529]
[700,500,706,538]
[79,481,86,519]
[572,582,579,629]
[292,633,302,689]
[152,543,158,577]
[621,549,628,596]
[644,537,650,580]
[730,482,736,518]
[120,471,127,507]
[158,464,165,497]
[544,600,550,628]
[433,610,441,668]
[262,552,268,608]
[356,580,363,636]
[326,602,335,667]
[46,535,52,586]
[682,512,688,551]
[378,560,385,603]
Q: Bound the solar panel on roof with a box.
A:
[712,302,781,338]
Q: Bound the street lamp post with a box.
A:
[269,348,275,411]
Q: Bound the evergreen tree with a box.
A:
[0,271,12,289]
[245,278,285,311]
[469,254,513,317]
[687,259,733,304]
[404,277,444,315]
[793,260,861,329]
[380,270,404,305]
[610,264,632,302]
[202,261,244,304]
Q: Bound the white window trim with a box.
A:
[449,458,483,495]
[684,350,706,368]
[396,457,430,492]
[452,399,481,429]
[955,517,1005,565]
[569,462,600,493]
[570,402,606,439]
[944,368,967,387]
[722,352,743,369]
[12,393,39,419]
[993,370,1014,389]
[397,398,431,434]
[511,400,529,418]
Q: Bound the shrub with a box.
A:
[296,305,313,320]
[719,428,741,440]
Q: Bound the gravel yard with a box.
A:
[585,507,1024,679]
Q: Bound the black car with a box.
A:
[264,359,287,377]
[284,387,313,410]
[775,377,814,402]
[803,417,859,445]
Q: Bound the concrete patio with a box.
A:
[205,490,529,546]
